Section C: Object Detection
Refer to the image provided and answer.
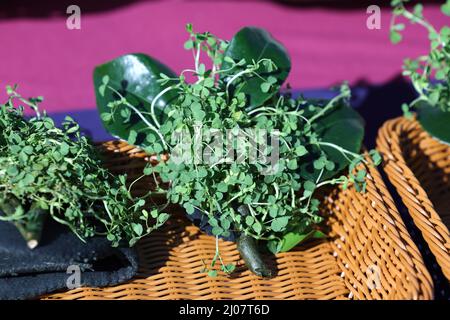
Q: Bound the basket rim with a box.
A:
[377,116,450,281]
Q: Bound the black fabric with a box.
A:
[0,219,138,300]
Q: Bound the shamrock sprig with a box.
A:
[95,25,379,277]
[391,0,450,115]
[390,0,450,144]
[0,86,169,248]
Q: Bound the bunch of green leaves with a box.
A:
[391,0,450,144]
[94,25,379,275]
[0,86,169,248]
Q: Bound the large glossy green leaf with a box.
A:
[267,229,326,254]
[279,230,326,253]
[93,53,177,146]
[221,27,291,109]
[314,103,365,180]
[416,102,450,145]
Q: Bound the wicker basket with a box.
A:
[377,117,450,281]
[43,140,433,300]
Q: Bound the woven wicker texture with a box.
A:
[377,117,450,281]
[43,141,433,300]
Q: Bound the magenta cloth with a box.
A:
[0,1,447,113]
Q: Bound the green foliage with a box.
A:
[221,27,291,110]
[276,229,326,253]
[390,0,450,143]
[0,86,168,247]
[94,25,378,275]
[200,236,236,277]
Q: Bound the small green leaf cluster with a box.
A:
[200,236,236,277]
[391,0,450,114]
[0,86,168,247]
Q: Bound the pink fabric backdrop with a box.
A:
[0,1,447,112]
